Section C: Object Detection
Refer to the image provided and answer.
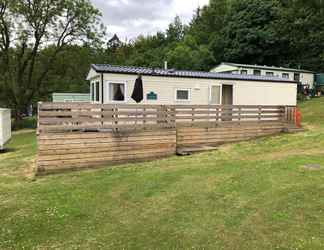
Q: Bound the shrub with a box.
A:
[12,117,37,131]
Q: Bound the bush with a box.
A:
[297,93,307,102]
[12,117,37,131]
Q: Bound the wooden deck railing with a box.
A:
[37,103,296,133]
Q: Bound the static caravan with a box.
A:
[212,62,314,89]
[86,64,297,106]
[0,108,11,151]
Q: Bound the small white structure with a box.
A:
[212,62,315,89]
[87,64,297,106]
[52,93,90,103]
[0,108,11,151]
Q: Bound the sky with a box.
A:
[91,0,209,41]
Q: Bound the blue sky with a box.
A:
[91,0,209,40]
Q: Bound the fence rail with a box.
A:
[38,103,296,133]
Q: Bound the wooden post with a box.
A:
[101,104,104,130]
[216,106,219,123]
[258,106,262,121]
[171,106,176,128]
[143,107,146,130]
[192,107,195,126]
[114,106,118,132]
[207,105,210,126]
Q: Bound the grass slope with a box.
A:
[1,98,324,249]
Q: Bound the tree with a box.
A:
[107,34,122,51]
[166,35,215,71]
[275,0,324,71]
[166,16,186,44]
[0,0,104,118]
[221,0,282,65]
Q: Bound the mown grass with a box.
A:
[1,98,324,249]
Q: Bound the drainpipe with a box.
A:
[101,73,104,129]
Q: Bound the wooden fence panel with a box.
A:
[36,103,297,175]
[38,103,294,133]
[37,129,177,175]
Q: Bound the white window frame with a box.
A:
[106,81,127,103]
[266,71,274,76]
[174,88,191,102]
[209,84,222,105]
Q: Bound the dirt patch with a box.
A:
[301,164,322,170]
[12,129,36,135]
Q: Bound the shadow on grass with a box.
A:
[0,148,17,154]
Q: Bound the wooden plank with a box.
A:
[172,104,282,109]
[174,114,282,120]
[38,130,176,140]
[177,130,283,141]
[176,124,284,132]
[40,103,167,110]
[177,127,283,137]
[38,123,175,133]
[177,132,282,146]
[39,110,169,117]
[39,142,176,156]
[175,120,283,127]
[38,149,176,166]
[38,144,176,162]
[37,153,174,176]
[38,136,176,148]
[38,138,177,151]
[37,103,292,133]
[39,116,175,124]
[38,134,176,145]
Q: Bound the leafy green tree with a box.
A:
[0,0,104,118]
[222,0,282,65]
[166,16,186,44]
[166,35,215,71]
[275,0,324,71]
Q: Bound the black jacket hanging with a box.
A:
[131,75,144,103]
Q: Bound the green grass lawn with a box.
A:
[1,99,324,249]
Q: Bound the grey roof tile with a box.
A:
[92,64,297,83]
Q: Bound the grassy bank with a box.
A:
[1,98,324,249]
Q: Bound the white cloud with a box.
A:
[91,0,209,40]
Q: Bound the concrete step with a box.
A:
[283,127,305,133]
[177,145,218,156]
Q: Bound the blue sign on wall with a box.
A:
[147,91,158,100]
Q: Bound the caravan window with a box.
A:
[109,83,126,102]
[175,89,191,101]
[91,81,100,102]
[282,73,289,79]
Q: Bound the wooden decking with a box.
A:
[36,103,298,174]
